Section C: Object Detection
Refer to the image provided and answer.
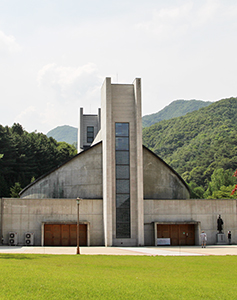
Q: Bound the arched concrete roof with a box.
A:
[20,142,189,200]
[143,145,190,199]
[20,142,103,199]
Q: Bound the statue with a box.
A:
[217,215,224,233]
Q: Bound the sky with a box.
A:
[0,0,237,134]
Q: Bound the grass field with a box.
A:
[0,254,236,299]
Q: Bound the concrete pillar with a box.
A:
[78,107,84,153]
[133,78,144,246]
[101,78,113,246]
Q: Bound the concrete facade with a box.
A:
[1,198,103,246]
[2,77,234,248]
[1,198,236,246]
[144,199,237,246]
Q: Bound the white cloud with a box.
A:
[134,1,228,40]
[0,30,21,54]
[135,3,193,39]
[14,106,40,131]
[37,63,102,103]
[1,1,237,133]
[34,63,103,132]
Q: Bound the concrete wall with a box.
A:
[1,198,104,246]
[20,143,103,199]
[144,199,237,246]
[143,147,190,199]
[1,197,236,247]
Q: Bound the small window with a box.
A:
[87,126,94,143]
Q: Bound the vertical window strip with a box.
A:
[115,123,130,238]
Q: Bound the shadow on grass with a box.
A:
[0,254,40,260]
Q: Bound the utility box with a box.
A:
[9,232,18,246]
[25,232,34,246]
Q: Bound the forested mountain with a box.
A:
[0,123,77,198]
[143,97,237,199]
[47,125,77,145]
[46,100,212,144]
[142,99,212,128]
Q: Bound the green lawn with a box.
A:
[0,254,236,299]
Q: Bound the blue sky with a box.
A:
[0,0,237,133]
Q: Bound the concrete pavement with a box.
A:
[0,245,237,256]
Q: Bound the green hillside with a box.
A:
[142,99,212,128]
[47,125,77,145]
[46,100,212,144]
[142,97,237,198]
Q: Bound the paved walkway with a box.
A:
[0,245,237,256]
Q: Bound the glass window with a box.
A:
[116,151,129,165]
[87,126,94,143]
[116,194,130,209]
[115,122,130,238]
[115,137,129,150]
[115,123,129,137]
[116,209,130,222]
[116,223,130,238]
[116,165,129,179]
[116,180,130,194]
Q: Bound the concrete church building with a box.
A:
[1,78,236,247]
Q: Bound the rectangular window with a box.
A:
[115,123,130,238]
[115,137,129,150]
[87,126,94,143]
[116,165,129,179]
[115,151,129,165]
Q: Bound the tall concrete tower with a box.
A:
[101,78,144,247]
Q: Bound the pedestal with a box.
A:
[216,233,226,245]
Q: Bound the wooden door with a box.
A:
[157,224,195,246]
[186,224,195,245]
[53,225,61,245]
[70,225,77,246]
[79,224,87,246]
[44,224,87,246]
[62,225,70,246]
[179,225,187,246]
[170,225,179,246]
[44,224,53,245]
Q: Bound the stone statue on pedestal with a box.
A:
[217,215,224,233]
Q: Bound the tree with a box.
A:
[0,123,77,198]
[10,182,22,198]
[11,123,24,135]
[212,185,236,199]
[204,168,236,199]
[231,169,237,196]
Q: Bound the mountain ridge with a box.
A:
[142,99,213,127]
[47,99,212,144]
[47,125,77,145]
